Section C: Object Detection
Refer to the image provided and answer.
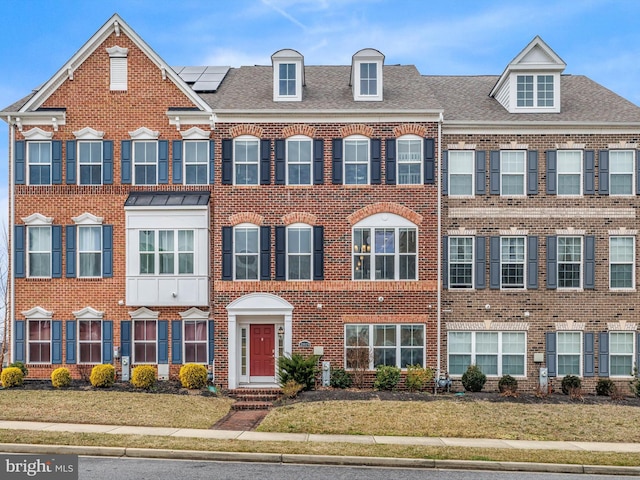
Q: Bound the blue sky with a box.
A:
[2,0,640,223]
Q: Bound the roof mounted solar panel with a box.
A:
[173,66,230,92]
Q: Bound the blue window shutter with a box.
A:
[260,139,271,185]
[103,140,113,185]
[370,139,381,185]
[158,140,169,184]
[546,332,557,377]
[475,236,486,289]
[275,139,286,185]
[171,321,182,364]
[222,227,233,280]
[66,140,76,185]
[527,236,538,289]
[65,225,76,278]
[636,333,640,378]
[584,332,594,377]
[442,151,448,194]
[636,151,640,195]
[208,320,215,364]
[424,137,435,184]
[52,320,62,364]
[546,150,557,194]
[332,139,343,184]
[584,236,595,290]
[52,225,62,278]
[489,151,500,195]
[208,140,215,184]
[103,225,113,278]
[221,139,233,184]
[121,321,131,358]
[598,150,609,194]
[313,226,324,281]
[52,140,62,184]
[172,140,183,184]
[275,226,286,280]
[475,151,486,194]
[489,236,500,289]
[14,320,25,362]
[66,320,76,364]
[385,139,396,185]
[584,150,595,195]
[260,226,271,280]
[313,139,324,185]
[15,140,25,185]
[121,140,132,184]
[158,320,168,364]
[546,236,557,289]
[599,332,609,377]
[14,225,26,278]
[442,236,449,288]
[527,150,538,195]
[103,320,113,363]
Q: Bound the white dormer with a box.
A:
[490,36,566,114]
[351,48,384,102]
[271,49,304,102]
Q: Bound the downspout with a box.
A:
[8,116,15,364]
[436,111,443,378]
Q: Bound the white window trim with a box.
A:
[608,331,636,378]
[233,135,260,186]
[556,150,583,197]
[129,307,159,365]
[22,306,53,365]
[107,45,128,91]
[396,134,423,185]
[343,135,370,186]
[500,236,526,290]
[77,139,103,186]
[609,236,636,291]
[500,150,526,197]
[234,223,260,281]
[183,139,209,185]
[609,150,636,196]
[556,331,583,377]
[73,305,104,365]
[183,319,208,364]
[27,140,52,186]
[132,140,158,186]
[447,331,527,378]
[72,127,105,140]
[511,72,560,113]
[287,223,313,281]
[352,49,384,102]
[557,236,583,291]
[286,135,312,186]
[449,236,474,289]
[448,150,475,197]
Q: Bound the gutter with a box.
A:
[8,116,15,364]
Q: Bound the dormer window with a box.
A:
[271,49,303,102]
[517,74,554,107]
[352,49,384,102]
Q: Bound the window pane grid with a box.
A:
[134,320,157,364]
[448,331,525,377]
[28,226,51,277]
[397,139,422,185]
[28,320,51,363]
[557,151,582,195]
[448,151,474,196]
[28,142,52,185]
[287,227,312,280]
[610,331,634,376]
[184,320,207,363]
[133,141,157,185]
[287,139,312,185]
[279,63,296,96]
[234,139,259,185]
[344,139,369,185]
[517,75,533,107]
[235,227,259,280]
[558,237,582,288]
[500,151,525,195]
[449,237,473,288]
[346,324,424,370]
[78,141,102,185]
[79,320,102,363]
[359,63,377,96]
[184,141,208,185]
[610,236,634,289]
[537,75,554,107]
[79,226,102,277]
[353,227,417,281]
[557,332,581,376]
[501,237,525,288]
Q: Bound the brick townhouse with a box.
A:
[2,14,640,392]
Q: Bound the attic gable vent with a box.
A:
[107,46,129,91]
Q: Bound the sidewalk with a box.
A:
[1,420,640,476]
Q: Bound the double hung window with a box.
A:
[28,142,52,185]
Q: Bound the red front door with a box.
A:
[250,324,275,377]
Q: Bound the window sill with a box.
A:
[25,277,52,281]
[609,288,636,292]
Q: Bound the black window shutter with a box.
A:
[66,140,76,185]
[121,140,132,184]
[636,151,640,195]
[15,140,25,185]
[584,150,595,194]
[332,139,343,184]
[103,140,113,185]
[208,140,215,184]
[584,235,595,289]
[222,227,233,280]
[385,139,396,185]
[442,236,449,288]
[546,332,557,377]
[66,225,76,278]
[584,332,595,377]
[275,226,286,280]
[102,320,113,363]
[598,150,609,194]
[260,139,271,185]
[546,150,557,194]
[598,332,609,377]
[313,225,324,280]
[475,236,486,289]
[221,139,233,185]
[171,320,182,364]
[370,139,381,184]
[489,236,500,289]
[442,151,448,194]
[424,137,435,184]
[527,150,538,195]
[546,236,557,289]
[475,151,486,195]
[158,140,169,184]
[52,140,62,184]
[14,225,25,278]
[172,140,183,184]
[260,226,271,280]
[66,320,76,364]
[313,139,324,184]
[274,139,286,185]
[527,236,538,289]
[52,225,62,278]
[489,151,500,194]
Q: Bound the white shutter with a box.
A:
[110,57,127,91]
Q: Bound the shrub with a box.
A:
[281,379,304,398]
[9,361,28,378]
[51,367,72,388]
[630,368,640,397]
[498,374,518,394]
[405,365,434,392]
[561,375,582,395]
[179,363,208,389]
[374,365,401,391]
[1,367,24,388]
[330,368,352,389]
[461,364,486,392]
[90,364,115,388]
[596,378,615,396]
[278,354,319,391]
[131,365,157,390]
